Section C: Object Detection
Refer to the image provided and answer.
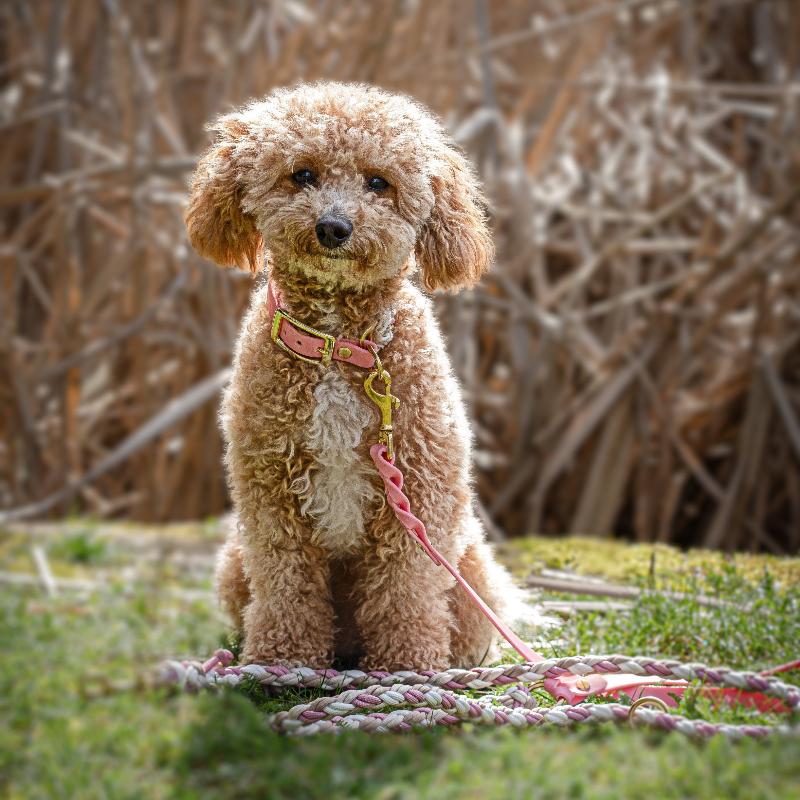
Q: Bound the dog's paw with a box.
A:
[239,643,330,669]
[359,652,450,673]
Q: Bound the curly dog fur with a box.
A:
[186,82,525,670]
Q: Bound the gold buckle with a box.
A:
[271,309,336,366]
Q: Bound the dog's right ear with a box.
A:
[185,114,262,273]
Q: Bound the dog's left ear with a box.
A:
[415,144,493,292]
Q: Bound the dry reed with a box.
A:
[1,0,798,551]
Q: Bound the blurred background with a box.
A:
[1,0,799,553]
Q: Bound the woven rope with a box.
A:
[287,702,790,738]
[159,650,800,739]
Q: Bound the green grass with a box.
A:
[1,525,799,799]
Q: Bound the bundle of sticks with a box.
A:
[1,0,798,551]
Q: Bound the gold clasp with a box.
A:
[363,347,400,460]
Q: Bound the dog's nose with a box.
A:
[315,215,353,249]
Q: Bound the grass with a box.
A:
[1,523,799,799]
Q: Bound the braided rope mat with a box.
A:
[160,649,800,739]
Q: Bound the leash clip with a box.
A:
[363,346,400,461]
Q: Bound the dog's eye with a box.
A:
[366,175,390,192]
[292,169,317,187]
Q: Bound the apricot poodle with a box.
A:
[186,82,526,670]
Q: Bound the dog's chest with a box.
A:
[291,309,393,554]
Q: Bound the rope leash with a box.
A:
[159,649,800,739]
[286,703,790,738]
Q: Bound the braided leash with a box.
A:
[287,702,789,738]
[160,650,800,739]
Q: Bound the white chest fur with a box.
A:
[297,370,379,553]
[290,308,393,555]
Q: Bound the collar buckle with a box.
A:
[270,308,336,366]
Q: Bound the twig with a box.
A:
[0,570,213,602]
[760,349,800,464]
[540,599,632,614]
[30,545,58,597]
[526,574,740,610]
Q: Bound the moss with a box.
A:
[499,535,800,585]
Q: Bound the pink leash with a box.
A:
[370,444,542,663]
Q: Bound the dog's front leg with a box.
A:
[239,538,334,667]
[355,519,453,671]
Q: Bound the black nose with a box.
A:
[315,215,353,249]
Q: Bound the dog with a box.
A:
[186,82,525,670]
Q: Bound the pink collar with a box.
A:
[267,280,380,368]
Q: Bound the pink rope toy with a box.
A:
[160,650,800,739]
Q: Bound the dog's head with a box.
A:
[186,83,492,292]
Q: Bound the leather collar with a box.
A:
[267,280,380,368]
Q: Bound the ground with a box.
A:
[1,520,798,799]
